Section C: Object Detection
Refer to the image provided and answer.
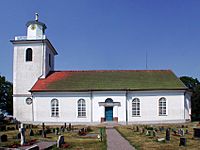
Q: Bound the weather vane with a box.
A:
[35,13,39,21]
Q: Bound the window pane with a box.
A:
[78,99,86,117]
[132,98,140,116]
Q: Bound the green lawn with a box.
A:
[0,125,106,150]
[116,122,200,150]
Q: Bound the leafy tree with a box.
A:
[0,75,13,114]
[180,76,200,120]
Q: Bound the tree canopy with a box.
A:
[0,75,13,114]
[180,76,200,120]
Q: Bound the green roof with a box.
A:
[31,70,187,92]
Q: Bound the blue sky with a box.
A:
[0,0,200,82]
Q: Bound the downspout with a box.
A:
[90,91,93,122]
[126,91,128,125]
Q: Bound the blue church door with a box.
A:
[105,107,113,121]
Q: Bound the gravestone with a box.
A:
[29,129,34,136]
[67,123,72,131]
[166,128,170,142]
[60,126,65,133]
[179,137,186,146]
[16,123,19,130]
[0,125,6,131]
[142,128,145,134]
[19,123,26,145]
[57,135,65,148]
[157,137,165,142]
[136,126,139,132]
[16,133,21,139]
[79,128,86,136]
[0,134,8,142]
[193,127,200,138]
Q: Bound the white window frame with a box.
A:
[77,99,86,117]
[132,98,140,117]
[159,97,167,116]
[51,99,59,117]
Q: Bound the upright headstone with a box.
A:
[19,123,26,145]
[60,126,65,133]
[0,134,8,142]
[193,128,200,138]
[166,128,170,142]
[16,122,19,130]
[179,137,186,146]
[57,135,65,148]
[142,128,145,134]
[16,133,21,139]
[29,129,34,136]
[69,123,71,131]
[136,126,139,132]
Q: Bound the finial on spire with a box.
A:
[35,13,39,21]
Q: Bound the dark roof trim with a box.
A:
[30,88,187,93]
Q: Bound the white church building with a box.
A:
[11,15,191,124]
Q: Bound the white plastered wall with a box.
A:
[13,97,33,122]
[23,90,190,124]
[32,92,91,123]
[127,90,188,123]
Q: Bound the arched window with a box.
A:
[51,99,59,117]
[26,48,32,61]
[78,99,86,117]
[159,97,167,116]
[132,98,140,116]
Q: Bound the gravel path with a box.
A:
[106,126,135,150]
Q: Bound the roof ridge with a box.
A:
[51,69,172,73]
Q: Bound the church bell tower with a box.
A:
[11,14,58,122]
